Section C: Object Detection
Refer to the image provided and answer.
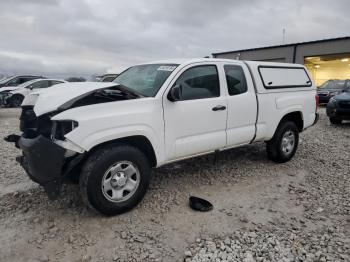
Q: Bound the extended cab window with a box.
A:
[224,65,247,95]
[175,65,220,100]
[259,66,312,89]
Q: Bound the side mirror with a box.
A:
[168,84,182,102]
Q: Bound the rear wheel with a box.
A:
[329,117,342,125]
[79,144,151,215]
[266,121,299,163]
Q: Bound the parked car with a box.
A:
[7,58,318,215]
[4,79,66,107]
[0,75,43,89]
[317,79,350,103]
[326,87,350,124]
[100,74,119,82]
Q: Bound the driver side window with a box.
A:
[175,65,220,100]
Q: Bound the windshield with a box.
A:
[319,80,346,89]
[0,76,13,84]
[113,64,178,97]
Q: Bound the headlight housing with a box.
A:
[51,120,78,140]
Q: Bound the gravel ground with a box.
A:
[0,107,349,262]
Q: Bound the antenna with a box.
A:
[282,28,286,44]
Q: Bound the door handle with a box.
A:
[212,105,226,111]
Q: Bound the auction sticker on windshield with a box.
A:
[157,65,177,71]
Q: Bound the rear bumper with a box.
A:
[17,135,66,199]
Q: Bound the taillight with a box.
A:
[315,94,319,110]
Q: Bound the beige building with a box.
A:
[212,37,350,87]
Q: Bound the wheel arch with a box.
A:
[85,135,157,168]
[279,111,304,132]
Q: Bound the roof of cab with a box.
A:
[139,58,304,68]
[142,58,246,65]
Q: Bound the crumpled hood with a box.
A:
[0,86,20,93]
[23,82,117,116]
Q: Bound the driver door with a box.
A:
[163,63,227,161]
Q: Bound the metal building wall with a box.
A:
[294,38,350,64]
[214,46,294,63]
[213,37,350,65]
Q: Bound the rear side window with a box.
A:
[259,66,312,89]
[176,65,220,100]
[30,80,50,89]
[224,65,247,95]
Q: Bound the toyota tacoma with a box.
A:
[6,58,319,215]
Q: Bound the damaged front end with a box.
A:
[6,106,85,199]
[6,84,142,200]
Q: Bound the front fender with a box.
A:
[66,124,164,164]
[51,99,165,165]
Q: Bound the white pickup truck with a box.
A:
[8,58,318,215]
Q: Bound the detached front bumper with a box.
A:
[17,135,66,199]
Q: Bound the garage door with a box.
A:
[304,54,350,87]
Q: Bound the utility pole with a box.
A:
[282,28,286,44]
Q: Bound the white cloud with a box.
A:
[0,0,349,78]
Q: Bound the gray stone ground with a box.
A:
[0,107,349,262]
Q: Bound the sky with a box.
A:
[0,0,349,78]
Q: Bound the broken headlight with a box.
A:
[51,120,78,140]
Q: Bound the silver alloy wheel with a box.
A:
[101,161,140,203]
[281,130,295,155]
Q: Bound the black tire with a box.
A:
[266,121,299,163]
[329,118,342,125]
[79,143,151,216]
[10,95,24,107]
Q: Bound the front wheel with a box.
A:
[266,121,299,163]
[79,144,151,215]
